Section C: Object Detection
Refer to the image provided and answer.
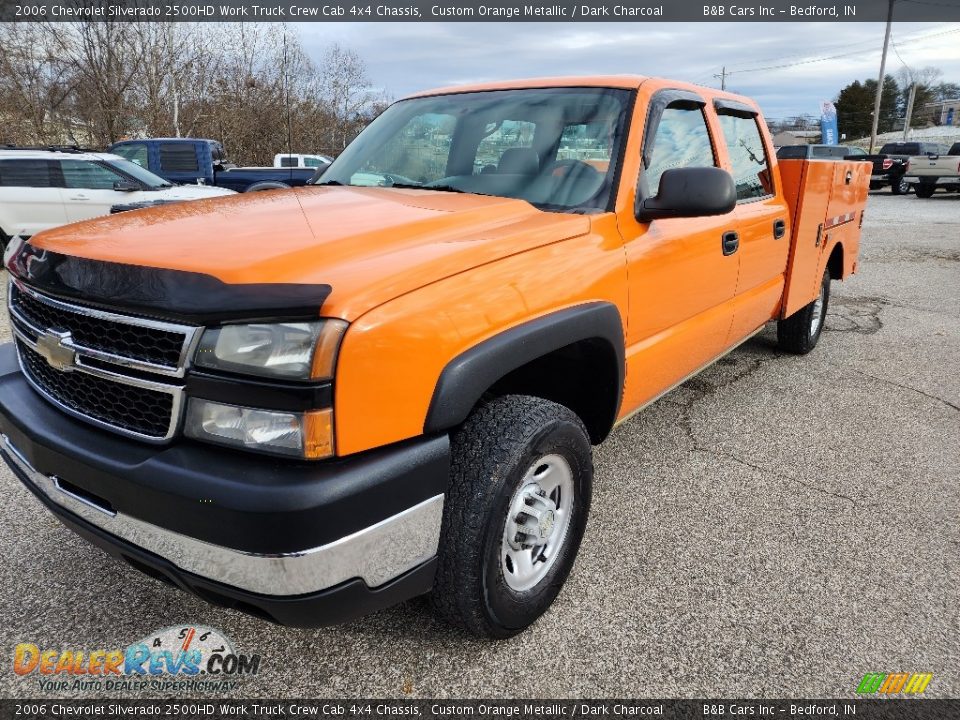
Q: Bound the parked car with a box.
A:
[274,153,333,169]
[108,138,316,192]
[0,76,869,638]
[903,142,960,198]
[0,148,234,248]
[776,144,867,160]
[863,141,947,194]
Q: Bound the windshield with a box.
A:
[318,87,632,213]
[105,158,172,189]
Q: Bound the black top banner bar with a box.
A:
[2,0,960,22]
[2,699,960,719]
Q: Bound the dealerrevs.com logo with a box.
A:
[13,625,261,694]
[856,672,933,695]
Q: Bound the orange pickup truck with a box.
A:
[0,76,869,638]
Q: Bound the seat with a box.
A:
[498,148,540,175]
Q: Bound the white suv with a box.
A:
[0,148,236,245]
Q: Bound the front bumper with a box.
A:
[0,343,449,625]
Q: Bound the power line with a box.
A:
[720,26,960,77]
[722,24,959,71]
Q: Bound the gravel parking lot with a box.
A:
[1,192,957,700]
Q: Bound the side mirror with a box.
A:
[636,166,737,222]
[113,180,140,192]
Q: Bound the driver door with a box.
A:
[618,91,741,414]
[58,159,143,222]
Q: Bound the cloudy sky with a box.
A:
[297,21,960,119]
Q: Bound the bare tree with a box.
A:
[0,21,382,162]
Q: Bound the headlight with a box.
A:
[185,399,334,459]
[194,320,347,381]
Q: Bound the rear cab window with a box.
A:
[159,143,201,173]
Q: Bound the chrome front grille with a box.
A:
[7,278,201,442]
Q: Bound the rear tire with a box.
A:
[431,395,593,638]
[891,176,910,195]
[777,269,830,355]
[914,183,936,199]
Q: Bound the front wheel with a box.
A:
[431,395,592,638]
[777,269,830,354]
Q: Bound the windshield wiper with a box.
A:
[388,182,466,194]
[313,180,344,187]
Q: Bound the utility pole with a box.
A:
[869,0,895,154]
[903,82,917,140]
[714,66,727,91]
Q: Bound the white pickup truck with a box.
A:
[904,142,960,198]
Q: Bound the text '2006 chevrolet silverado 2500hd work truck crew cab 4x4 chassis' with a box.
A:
[0,76,869,638]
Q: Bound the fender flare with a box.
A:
[424,302,625,437]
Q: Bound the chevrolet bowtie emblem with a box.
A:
[35,330,76,373]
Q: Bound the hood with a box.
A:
[158,185,237,199]
[28,186,591,320]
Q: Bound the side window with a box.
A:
[113,143,149,167]
[60,160,125,190]
[304,157,323,167]
[646,106,716,195]
[159,144,200,172]
[718,113,774,201]
[357,111,456,184]
[0,160,54,187]
[475,119,538,173]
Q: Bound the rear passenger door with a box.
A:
[0,159,67,237]
[714,104,790,342]
[618,91,741,412]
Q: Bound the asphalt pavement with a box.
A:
[0,192,957,699]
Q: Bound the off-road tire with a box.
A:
[914,183,936,199]
[777,269,831,354]
[431,394,593,638]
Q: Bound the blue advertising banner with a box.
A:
[820,101,839,144]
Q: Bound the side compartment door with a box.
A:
[618,90,741,414]
[714,103,791,342]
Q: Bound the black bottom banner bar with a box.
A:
[2,699,959,720]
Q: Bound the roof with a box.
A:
[0,149,120,161]
[403,75,761,111]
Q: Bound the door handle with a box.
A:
[773,219,786,239]
[722,231,739,256]
[68,195,89,201]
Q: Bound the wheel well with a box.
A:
[483,338,620,445]
[244,182,290,192]
[826,242,844,280]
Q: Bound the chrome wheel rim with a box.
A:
[810,283,825,337]
[501,454,575,592]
